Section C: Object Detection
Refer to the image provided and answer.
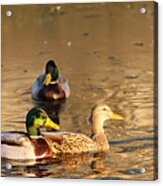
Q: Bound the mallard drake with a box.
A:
[1,108,60,160]
[32,60,70,101]
[42,104,124,154]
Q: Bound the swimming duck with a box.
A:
[32,60,70,101]
[43,104,124,154]
[1,108,60,160]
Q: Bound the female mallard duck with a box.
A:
[1,108,60,160]
[42,104,124,154]
[32,60,70,101]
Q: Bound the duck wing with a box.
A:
[58,73,70,98]
[42,132,64,142]
[42,132,96,154]
[1,132,32,146]
[1,132,41,160]
[32,73,45,99]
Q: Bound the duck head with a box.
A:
[90,104,124,134]
[44,60,59,86]
[26,108,60,136]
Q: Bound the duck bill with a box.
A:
[44,73,52,86]
[44,116,60,130]
[110,112,124,121]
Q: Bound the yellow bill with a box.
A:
[110,112,124,121]
[44,116,60,130]
[44,73,52,86]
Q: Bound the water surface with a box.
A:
[1,2,157,180]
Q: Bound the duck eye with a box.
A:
[39,113,46,120]
[103,108,106,111]
[41,115,46,120]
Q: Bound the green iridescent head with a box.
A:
[26,108,60,136]
[44,60,59,86]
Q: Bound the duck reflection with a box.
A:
[2,152,114,178]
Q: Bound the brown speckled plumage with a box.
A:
[42,104,124,154]
[45,132,98,154]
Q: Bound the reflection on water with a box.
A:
[1,2,157,180]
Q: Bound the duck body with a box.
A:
[32,73,70,101]
[1,132,53,160]
[32,60,70,101]
[1,108,60,160]
[42,131,109,154]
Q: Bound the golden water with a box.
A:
[1,2,157,180]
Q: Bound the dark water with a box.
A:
[1,2,157,180]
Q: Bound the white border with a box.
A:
[0,0,162,186]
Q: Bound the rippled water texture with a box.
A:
[1,2,158,180]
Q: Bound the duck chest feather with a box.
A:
[31,138,53,159]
